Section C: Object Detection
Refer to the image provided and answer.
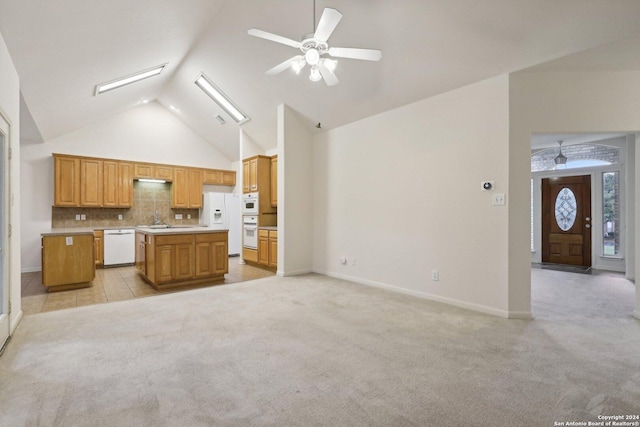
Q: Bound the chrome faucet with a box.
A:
[154,209,160,225]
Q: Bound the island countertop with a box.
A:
[135,226,228,235]
[41,227,95,237]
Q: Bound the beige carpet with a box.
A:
[1,270,639,426]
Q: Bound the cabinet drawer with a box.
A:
[155,234,195,245]
[269,230,278,239]
[195,232,228,243]
[258,229,269,238]
[243,247,258,262]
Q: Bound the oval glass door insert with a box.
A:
[555,187,577,231]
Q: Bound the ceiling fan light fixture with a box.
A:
[291,58,306,74]
[309,66,322,82]
[305,48,320,66]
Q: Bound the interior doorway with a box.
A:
[0,112,10,351]
[541,175,592,268]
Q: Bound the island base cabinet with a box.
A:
[136,231,228,290]
[42,234,95,291]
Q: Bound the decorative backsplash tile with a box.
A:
[52,181,199,228]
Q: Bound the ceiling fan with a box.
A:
[248,7,382,86]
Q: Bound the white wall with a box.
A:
[510,70,640,319]
[0,32,22,332]
[278,104,313,276]
[20,102,233,272]
[313,75,513,317]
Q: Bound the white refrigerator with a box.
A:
[201,193,242,256]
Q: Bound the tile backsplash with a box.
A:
[52,181,199,228]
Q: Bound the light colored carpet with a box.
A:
[1,270,639,426]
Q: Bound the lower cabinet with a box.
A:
[94,230,104,266]
[258,229,277,269]
[136,231,228,289]
[42,233,95,290]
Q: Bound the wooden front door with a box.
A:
[541,175,592,267]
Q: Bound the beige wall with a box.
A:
[312,75,514,317]
[0,32,21,332]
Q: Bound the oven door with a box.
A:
[243,200,258,215]
[243,224,258,249]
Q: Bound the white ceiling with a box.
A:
[3,0,640,162]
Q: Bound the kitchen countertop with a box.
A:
[135,226,229,235]
[41,228,95,237]
[258,226,278,231]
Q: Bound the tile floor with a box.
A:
[21,257,275,316]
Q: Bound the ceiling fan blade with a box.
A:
[318,64,339,86]
[328,47,382,61]
[266,55,303,75]
[248,29,301,48]
[313,8,342,43]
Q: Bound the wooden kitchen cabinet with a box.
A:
[80,158,103,207]
[135,232,147,276]
[154,234,195,284]
[104,161,133,208]
[155,165,174,181]
[195,233,228,277]
[270,155,277,207]
[54,155,80,206]
[243,156,269,193]
[133,163,173,181]
[94,230,104,266]
[172,167,202,208]
[41,233,95,291]
[258,229,277,269]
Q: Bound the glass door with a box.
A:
[0,113,10,351]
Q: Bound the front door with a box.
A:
[541,175,592,267]
[0,112,10,351]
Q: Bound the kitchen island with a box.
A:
[41,228,95,291]
[135,226,228,290]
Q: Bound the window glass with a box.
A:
[603,172,620,256]
[532,144,619,172]
[555,188,577,231]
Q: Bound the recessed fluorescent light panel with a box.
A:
[95,63,167,96]
[194,73,249,124]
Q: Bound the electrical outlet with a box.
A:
[175,214,183,220]
[432,270,439,281]
[75,214,81,221]
[80,214,86,220]
[187,214,191,219]
[492,193,506,206]
[118,214,123,220]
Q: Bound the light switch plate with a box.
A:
[175,214,183,220]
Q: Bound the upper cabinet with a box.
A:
[54,155,80,206]
[242,155,272,194]
[270,155,277,208]
[53,154,236,208]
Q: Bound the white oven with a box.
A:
[242,192,259,215]
[243,216,258,249]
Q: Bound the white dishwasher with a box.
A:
[103,229,136,266]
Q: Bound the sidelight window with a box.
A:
[602,171,620,256]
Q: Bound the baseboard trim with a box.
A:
[10,310,23,335]
[507,311,534,320]
[21,267,41,273]
[317,269,520,319]
[281,269,313,277]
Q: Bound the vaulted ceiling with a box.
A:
[2,0,640,162]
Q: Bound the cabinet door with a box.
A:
[212,240,228,274]
[135,233,146,274]
[118,162,133,207]
[202,169,222,185]
[258,235,269,265]
[175,243,194,280]
[134,163,155,179]
[156,245,174,283]
[249,158,259,192]
[54,156,80,206]
[94,231,104,266]
[242,160,251,193]
[269,232,278,268]
[195,242,213,277]
[188,169,203,208]
[270,156,278,207]
[222,171,236,186]
[172,168,189,208]
[80,159,103,207]
[155,166,173,181]
[103,161,118,207]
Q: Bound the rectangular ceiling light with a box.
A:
[95,63,167,95]
[194,73,250,124]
